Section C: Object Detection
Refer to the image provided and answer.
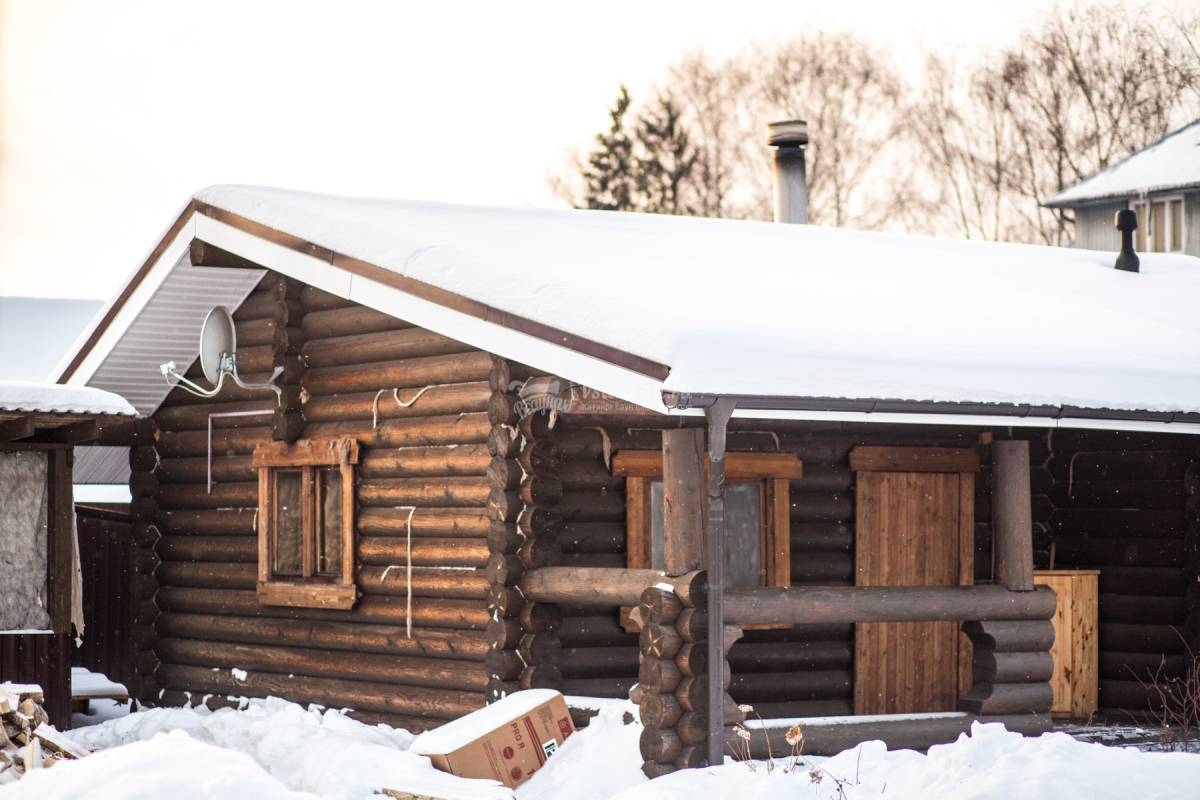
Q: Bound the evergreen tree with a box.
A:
[581,86,637,210]
[635,95,697,215]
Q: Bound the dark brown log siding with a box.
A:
[144,274,492,729]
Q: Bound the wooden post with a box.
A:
[663,429,704,575]
[992,440,1034,591]
[704,398,735,767]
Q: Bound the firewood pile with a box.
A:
[0,684,87,783]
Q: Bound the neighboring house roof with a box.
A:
[58,185,1200,433]
[0,380,135,417]
[0,297,103,381]
[1046,119,1200,207]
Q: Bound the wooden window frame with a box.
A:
[613,451,802,631]
[253,437,359,610]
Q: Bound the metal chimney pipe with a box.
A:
[767,119,809,224]
[1114,208,1140,273]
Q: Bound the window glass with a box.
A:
[273,470,304,576]
[1151,201,1166,252]
[1170,199,1184,251]
[316,467,343,577]
[648,479,762,587]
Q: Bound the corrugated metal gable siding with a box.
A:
[85,256,264,414]
[73,446,131,485]
[1072,202,1124,252]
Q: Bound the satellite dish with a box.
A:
[159,305,282,403]
[199,306,236,385]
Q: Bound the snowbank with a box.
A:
[3,729,314,799]
[612,722,1200,800]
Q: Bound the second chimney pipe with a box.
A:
[767,119,809,224]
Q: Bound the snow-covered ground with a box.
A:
[5,695,1200,799]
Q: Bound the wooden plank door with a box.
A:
[852,447,976,715]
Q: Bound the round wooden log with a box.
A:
[487,522,523,555]
[639,692,682,729]
[518,536,561,569]
[156,482,257,510]
[487,458,523,491]
[485,649,525,681]
[1050,508,1187,538]
[157,587,488,630]
[487,618,523,650]
[155,400,276,432]
[963,619,1056,652]
[518,412,554,441]
[157,509,257,536]
[299,285,353,312]
[487,585,524,618]
[159,535,255,563]
[517,506,564,537]
[1099,593,1187,625]
[730,669,851,702]
[360,443,491,479]
[488,489,521,522]
[156,611,488,660]
[638,658,681,693]
[488,392,519,426]
[789,494,854,523]
[305,413,491,448]
[157,561,256,590]
[728,639,852,672]
[640,761,676,780]
[488,359,534,393]
[156,456,255,484]
[973,651,1054,683]
[559,523,624,555]
[556,491,626,523]
[302,327,472,368]
[158,663,482,720]
[725,585,1058,626]
[559,646,639,678]
[640,622,683,660]
[674,746,706,770]
[1098,567,1189,597]
[519,602,562,635]
[639,728,682,763]
[300,305,410,339]
[157,426,272,458]
[357,507,490,538]
[1099,623,1187,654]
[487,426,521,458]
[520,475,563,506]
[357,566,489,599]
[487,554,524,586]
[675,642,706,677]
[676,608,707,643]
[358,537,489,568]
[791,523,853,553]
[303,352,494,395]
[155,637,486,691]
[518,634,561,666]
[1052,536,1185,568]
[558,459,624,492]
[304,384,490,425]
[520,568,668,607]
[519,664,563,690]
[641,587,683,623]
[357,477,490,508]
[959,682,1053,714]
[559,615,637,648]
[519,440,562,475]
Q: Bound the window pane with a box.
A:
[1170,200,1184,251]
[649,480,763,587]
[316,467,343,577]
[1151,202,1166,252]
[273,470,303,576]
[722,483,763,589]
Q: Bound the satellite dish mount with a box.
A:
[160,306,283,403]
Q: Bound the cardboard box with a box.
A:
[410,689,575,789]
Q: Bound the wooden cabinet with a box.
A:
[1034,570,1099,718]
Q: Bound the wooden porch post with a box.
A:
[704,399,736,766]
[992,440,1034,591]
[663,429,705,575]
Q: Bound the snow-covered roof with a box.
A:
[0,380,135,417]
[1047,119,1200,206]
[59,185,1200,432]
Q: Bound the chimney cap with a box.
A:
[767,119,809,147]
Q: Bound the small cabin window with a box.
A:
[1132,197,1185,253]
[253,437,359,609]
[613,450,802,631]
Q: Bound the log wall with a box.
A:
[538,414,989,716]
[144,274,497,729]
[1038,429,1200,715]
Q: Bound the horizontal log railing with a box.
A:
[723,585,1057,626]
[519,567,704,607]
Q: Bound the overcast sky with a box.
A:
[0,0,1139,299]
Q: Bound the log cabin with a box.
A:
[51,124,1200,770]
[0,381,136,727]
